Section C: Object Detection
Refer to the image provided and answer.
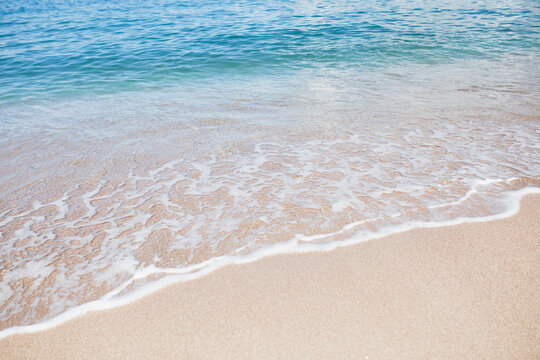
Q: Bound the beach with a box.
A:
[2,194,538,359]
[1,1,540,358]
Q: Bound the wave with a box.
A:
[0,186,537,339]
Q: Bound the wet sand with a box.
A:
[1,194,539,359]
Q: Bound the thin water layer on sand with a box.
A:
[0,58,539,334]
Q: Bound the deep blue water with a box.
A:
[1,0,539,103]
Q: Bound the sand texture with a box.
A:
[1,194,539,359]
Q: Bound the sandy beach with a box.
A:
[1,194,538,359]
[2,1,539,359]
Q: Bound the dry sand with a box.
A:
[1,194,539,359]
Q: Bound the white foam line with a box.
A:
[51,193,70,221]
[427,177,518,210]
[0,187,538,340]
[297,177,515,243]
[81,181,105,220]
[0,201,42,228]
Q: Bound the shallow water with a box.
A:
[0,0,539,332]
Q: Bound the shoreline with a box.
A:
[0,186,537,339]
[1,193,538,358]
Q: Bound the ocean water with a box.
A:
[0,0,539,334]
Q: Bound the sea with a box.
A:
[0,0,539,336]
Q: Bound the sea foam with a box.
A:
[0,186,537,340]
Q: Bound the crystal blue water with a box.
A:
[1,0,539,103]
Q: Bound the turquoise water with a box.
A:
[1,0,539,103]
[0,1,539,332]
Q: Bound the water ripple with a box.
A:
[1,0,539,102]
